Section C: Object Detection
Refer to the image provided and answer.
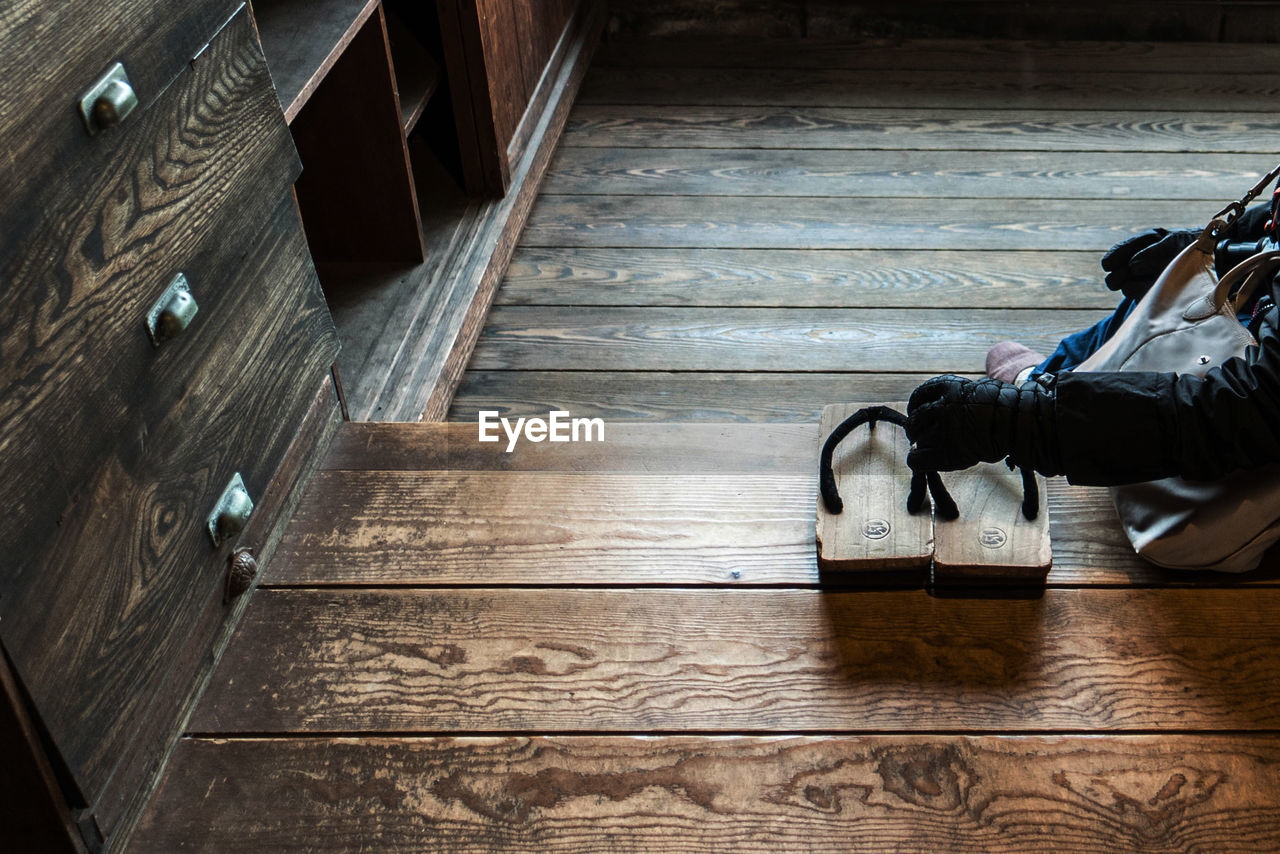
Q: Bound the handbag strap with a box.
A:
[1205,161,1280,240]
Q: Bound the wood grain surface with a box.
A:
[0,0,241,259]
[543,149,1276,199]
[467,306,1099,372]
[578,66,1280,111]
[450,371,975,422]
[815,404,933,577]
[497,248,1116,308]
[596,37,1280,72]
[192,587,1280,733]
[563,106,1280,152]
[0,10,296,625]
[932,464,1052,583]
[519,197,1211,250]
[270,433,1280,587]
[129,734,1280,853]
[3,195,337,829]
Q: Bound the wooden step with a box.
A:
[189,587,1280,734]
[130,734,1280,853]
[273,423,1280,588]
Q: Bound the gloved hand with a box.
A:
[1100,227,1199,300]
[905,375,1064,476]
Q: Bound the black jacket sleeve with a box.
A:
[1053,306,1280,485]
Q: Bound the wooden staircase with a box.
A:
[128,421,1280,851]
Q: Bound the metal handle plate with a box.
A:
[78,62,138,135]
[146,273,198,347]
[208,473,254,547]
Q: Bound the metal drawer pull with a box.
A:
[78,62,138,135]
[225,548,258,602]
[208,473,254,547]
[145,273,198,347]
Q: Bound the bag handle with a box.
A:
[1210,250,1280,313]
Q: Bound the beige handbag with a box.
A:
[1076,176,1280,571]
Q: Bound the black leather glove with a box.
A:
[1100,227,1198,300]
[905,375,1064,476]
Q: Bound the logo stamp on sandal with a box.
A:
[979,527,1008,549]
[862,519,891,540]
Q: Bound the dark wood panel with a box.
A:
[448,370,977,423]
[0,9,297,627]
[597,37,1280,72]
[3,197,338,830]
[805,0,1225,42]
[563,106,1280,152]
[467,306,1102,372]
[605,0,804,40]
[97,375,342,839]
[379,0,604,421]
[543,149,1277,199]
[0,650,82,854]
[519,197,1211,250]
[192,587,1280,732]
[250,0,379,121]
[578,66,1280,111]
[385,8,440,132]
[476,0,531,156]
[291,7,424,262]
[0,0,241,261]
[498,248,1117,309]
[131,734,1280,853]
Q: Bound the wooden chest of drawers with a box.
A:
[0,3,340,850]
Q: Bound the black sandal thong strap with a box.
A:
[817,406,1041,523]
[818,406,958,520]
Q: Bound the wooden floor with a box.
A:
[130,39,1280,852]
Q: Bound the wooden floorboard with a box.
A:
[131,734,1280,853]
[449,370,980,422]
[520,197,1215,250]
[275,425,1280,587]
[543,149,1277,199]
[468,306,1100,372]
[578,67,1280,111]
[191,587,1280,733]
[596,38,1280,73]
[564,106,1280,152]
[137,36,1280,852]
[497,248,1117,308]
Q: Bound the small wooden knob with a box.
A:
[225,548,257,602]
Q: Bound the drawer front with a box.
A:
[0,7,299,614]
[2,194,339,835]
[0,0,242,262]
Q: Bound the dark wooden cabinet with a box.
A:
[440,0,581,195]
[0,4,339,850]
[0,0,597,849]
